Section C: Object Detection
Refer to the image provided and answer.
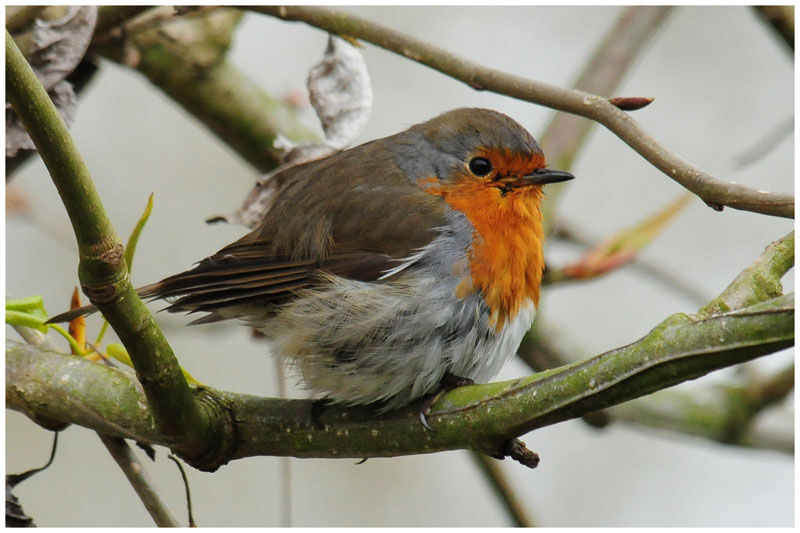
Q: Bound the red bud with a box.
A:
[609,96,654,111]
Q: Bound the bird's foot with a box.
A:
[418,372,475,431]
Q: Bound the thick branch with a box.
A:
[699,231,794,317]
[7,293,792,465]
[250,6,793,218]
[5,30,222,466]
[522,7,675,431]
[91,7,317,173]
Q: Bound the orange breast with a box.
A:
[421,178,546,329]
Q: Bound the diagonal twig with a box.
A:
[102,436,180,527]
[249,6,793,219]
[470,453,534,526]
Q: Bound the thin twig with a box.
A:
[470,453,534,526]
[734,116,794,168]
[538,6,674,229]
[250,6,793,219]
[101,436,180,527]
[752,6,794,51]
[7,432,59,486]
[168,454,196,527]
[549,219,709,305]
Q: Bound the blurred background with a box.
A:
[6,5,794,526]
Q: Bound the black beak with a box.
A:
[525,168,575,185]
[500,168,575,189]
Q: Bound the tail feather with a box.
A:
[45,281,164,324]
[45,303,99,324]
[44,245,399,325]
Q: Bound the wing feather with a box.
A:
[144,139,449,319]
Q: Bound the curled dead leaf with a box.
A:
[213,34,373,228]
[6,6,98,157]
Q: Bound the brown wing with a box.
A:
[143,139,448,321]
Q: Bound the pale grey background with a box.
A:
[6,6,794,526]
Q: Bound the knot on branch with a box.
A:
[175,388,238,472]
[491,438,540,469]
[79,242,128,304]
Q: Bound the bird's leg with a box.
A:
[419,372,475,431]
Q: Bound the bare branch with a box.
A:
[100,436,180,527]
[752,6,794,51]
[470,452,534,526]
[249,6,793,218]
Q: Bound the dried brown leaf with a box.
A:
[214,34,373,228]
[6,6,97,157]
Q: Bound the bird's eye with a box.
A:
[468,157,493,176]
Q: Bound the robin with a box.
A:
[52,108,574,421]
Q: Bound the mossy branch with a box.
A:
[5,30,225,467]
[699,231,794,317]
[6,291,792,466]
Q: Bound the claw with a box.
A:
[419,407,435,432]
[417,372,475,431]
